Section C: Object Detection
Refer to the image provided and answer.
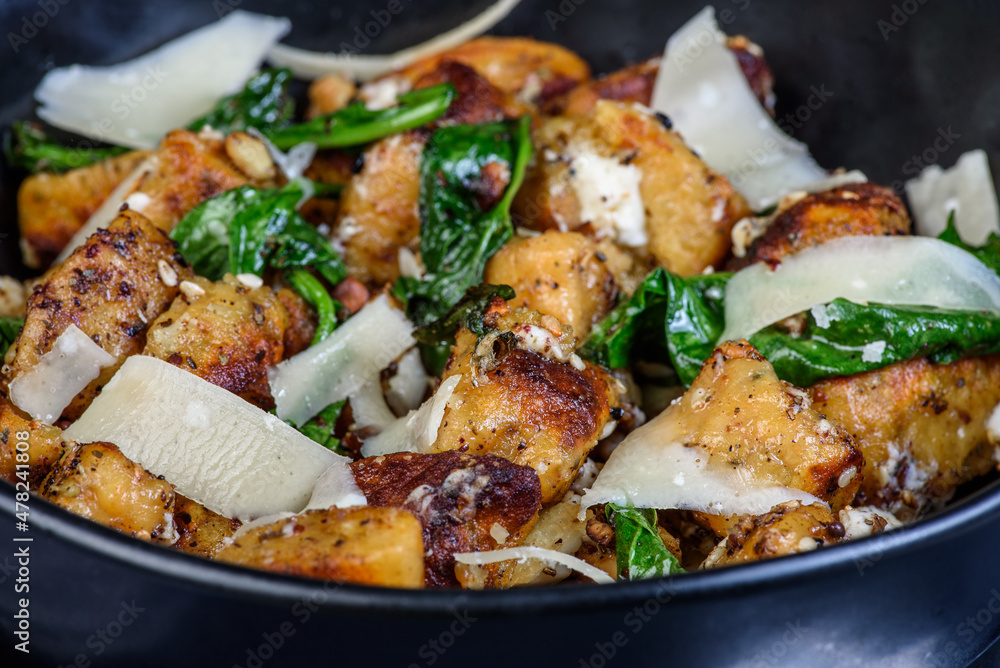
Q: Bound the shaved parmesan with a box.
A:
[266,0,522,81]
[906,149,1000,245]
[36,11,290,149]
[453,546,614,585]
[64,355,344,520]
[269,294,415,427]
[304,461,367,511]
[55,156,158,264]
[582,409,824,517]
[650,7,828,210]
[348,377,397,432]
[9,325,115,424]
[386,347,430,415]
[246,127,316,180]
[719,235,1000,343]
[361,375,461,457]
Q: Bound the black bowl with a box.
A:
[2,1,1000,666]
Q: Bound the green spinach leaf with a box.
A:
[186,69,294,135]
[580,268,728,385]
[938,212,1000,276]
[295,399,347,454]
[265,83,456,151]
[395,115,532,326]
[413,283,515,345]
[171,179,346,285]
[0,317,23,359]
[285,269,340,344]
[4,121,127,173]
[607,504,684,581]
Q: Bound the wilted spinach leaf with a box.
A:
[413,283,515,345]
[395,115,532,326]
[607,504,684,581]
[0,317,23,359]
[4,121,127,173]
[265,83,456,151]
[187,69,294,135]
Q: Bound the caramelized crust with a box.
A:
[40,441,175,542]
[216,506,425,588]
[544,58,660,117]
[351,451,542,587]
[809,355,1000,518]
[728,183,911,271]
[393,36,590,105]
[17,150,152,269]
[4,210,193,421]
[414,60,524,126]
[437,311,617,505]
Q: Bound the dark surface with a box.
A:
[1,1,1000,666]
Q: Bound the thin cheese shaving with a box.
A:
[650,7,828,210]
[64,355,345,520]
[36,11,290,149]
[266,0,522,81]
[453,546,615,585]
[719,235,1000,343]
[906,149,1000,245]
[269,294,415,427]
[8,324,116,425]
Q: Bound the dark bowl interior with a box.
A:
[2,1,1000,666]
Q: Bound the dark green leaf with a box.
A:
[170,187,262,280]
[751,299,1000,387]
[265,83,456,151]
[418,341,452,378]
[4,121,127,173]
[607,504,684,581]
[285,269,339,344]
[187,69,294,135]
[413,283,515,345]
[295,400,347,454]
[938,212,1000,277]
[0,317,23,360]
[580,268,728,385]
[171,179,347,285]
[397,115,532,326]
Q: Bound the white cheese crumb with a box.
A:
[810,303,833,329]
[568,147,646,247]
[489,522,510,544]
[359,76,411,111]
[124,192,152,213]
[861,340,887,363]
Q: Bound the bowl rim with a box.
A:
[4,475,999,616]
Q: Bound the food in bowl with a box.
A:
[2,4,999,590]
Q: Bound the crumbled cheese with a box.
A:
[490,522,510,544]
[567,147,646,247]
[397,247,425,280]
[124,192,152,213]
[810,304,834,329]
[862,340,887,363]
[359,76,411,111]
[838,506,903,540]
